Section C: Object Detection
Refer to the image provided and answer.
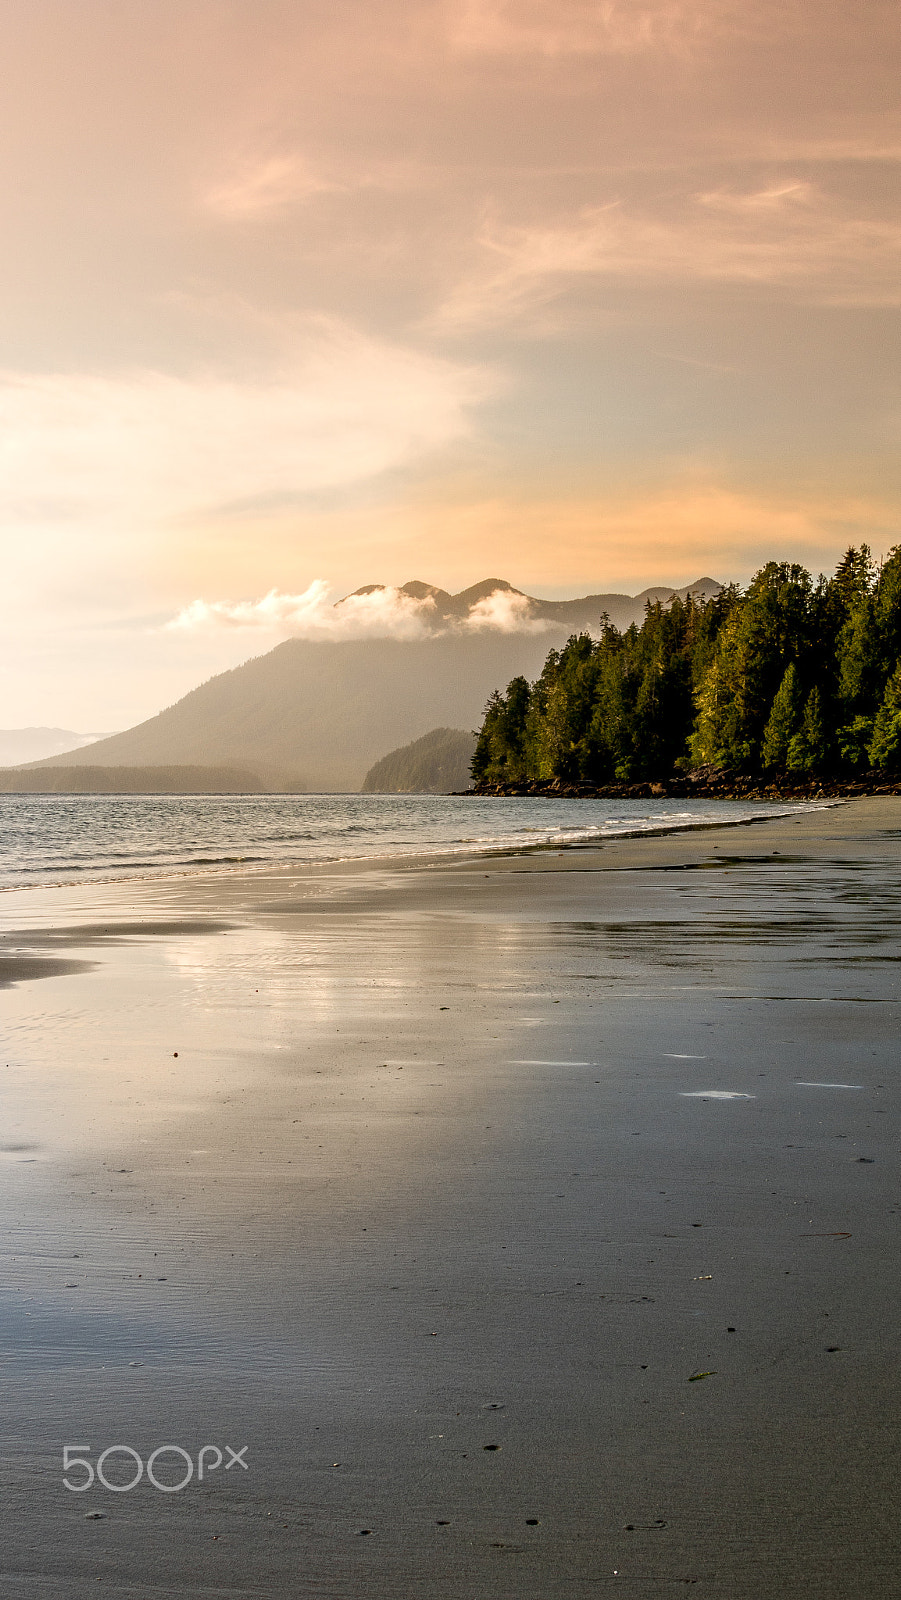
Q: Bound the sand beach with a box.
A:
[0,798,899,1597]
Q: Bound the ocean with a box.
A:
[0,791,818,890]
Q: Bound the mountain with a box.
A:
[342,576,722,631]
[24,577,722,792]
[361,728,476,794]
[24,632,570,791]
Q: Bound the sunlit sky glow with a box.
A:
[1,0,899,726]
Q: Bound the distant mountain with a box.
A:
[342,576,722,632]
[24,577,722,792]
[362,728,476,793]
[0,727,107,767]
[0,765,266,794]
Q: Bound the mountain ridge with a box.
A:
[23,576,722,791]
[342,575,722,629]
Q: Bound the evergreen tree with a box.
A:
[837,592,880,715]
[761,663,803,769]
[836,716,874,769]
[471,676,531,783]
[586,639,632,780]
[787,687,828,771]
[691,563,814,769]
[629,599,696,777]
[868,662,901,771]
[470,550,901,785]
[875,548,901,671]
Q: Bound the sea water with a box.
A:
[0,790,817,889]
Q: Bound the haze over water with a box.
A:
[0,793,810,889]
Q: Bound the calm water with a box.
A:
[0,791,817,890]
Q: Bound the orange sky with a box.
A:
[1,0,899,724]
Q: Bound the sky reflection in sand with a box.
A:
[680,1090,756,1100]
[796,1082,863,1089]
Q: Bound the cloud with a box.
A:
[465,588,551,632]
[165,470,901,642]
[447,0,737,56]
[203,155,342,218]
[167,581,438,639]
[166,579,557,640]
[433,183,901,327]
[694,180,816,214]
[755,138,901,166]
[0,324,492,542]
[201,151,435,221]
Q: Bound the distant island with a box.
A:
[472,549,901,795]
[0,765,266,794]
[362,728,476,794]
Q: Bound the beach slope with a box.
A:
[0,799,898,1597]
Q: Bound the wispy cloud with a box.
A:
[433,183,901,327]
[465,588,550,632]
[448,0,738,57]
[0,324,492,539]
[166,580,554,640]
[167,582,438,640]
[203,155,342,218]
[747,136,901,167]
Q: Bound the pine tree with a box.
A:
[836,716,874,769]
[586,644,631,780]
[690,563,813,769]
[830,545,875,615]
[874,548,901,679]
[471,550,901,784]
[837,593,880,715]
[787,687,828,771]
[761,663,802,769]
[470,677,531,783]
[868,662,901,771]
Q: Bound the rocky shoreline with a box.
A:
[464,764,901,801]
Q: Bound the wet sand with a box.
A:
[0,798,899,1597]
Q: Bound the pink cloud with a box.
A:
[204,155,342,218]
[433,183,901,327]
[447,0,739,56]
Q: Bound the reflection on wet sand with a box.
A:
[0,802,899,1595]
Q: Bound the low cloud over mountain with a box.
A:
[24,576,721,791]
[167,576,721,642]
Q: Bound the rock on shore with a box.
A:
[466,764,901,801]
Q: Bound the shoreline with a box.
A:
[0,793,833,898]
[1,796,899,1595]
[468,771,901,801]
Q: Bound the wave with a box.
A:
[0,793,823,891]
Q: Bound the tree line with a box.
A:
[471,548,901,785]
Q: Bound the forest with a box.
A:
[471,548,901,786]
[362,727,476,794]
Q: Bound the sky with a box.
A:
[1,0,899,728]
